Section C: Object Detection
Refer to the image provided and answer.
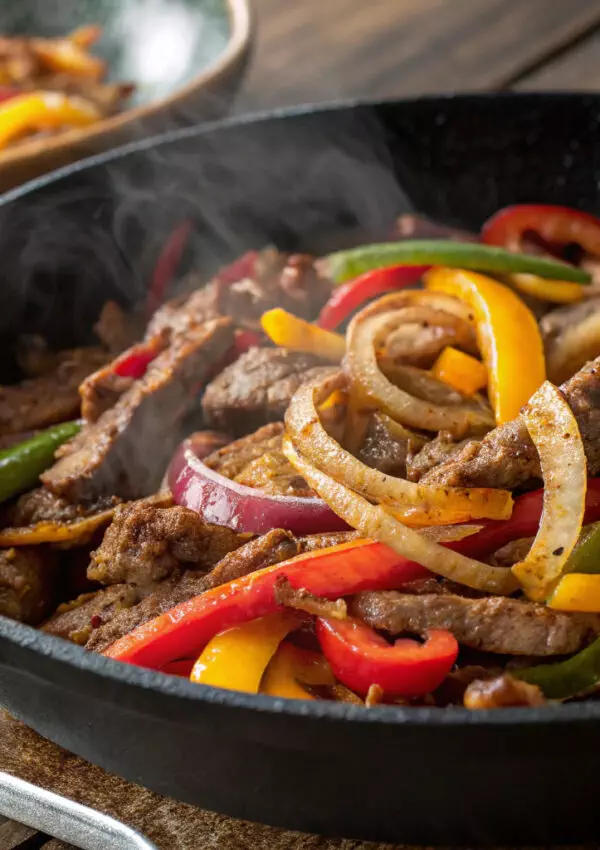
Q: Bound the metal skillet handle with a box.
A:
[0,771,158,850]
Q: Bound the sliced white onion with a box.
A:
[286,372,512,527]
[512,381,587,599]
[282,434,518,595]
[346,308,494,436]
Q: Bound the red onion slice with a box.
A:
[168,436,349,535]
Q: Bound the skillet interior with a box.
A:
[1,94,600,843]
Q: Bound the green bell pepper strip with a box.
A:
[515,638,600,700]
[0,420,81,504]
[323,240,591,285]
[562,522,600,575]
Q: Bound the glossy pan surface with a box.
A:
[0,94,600,844]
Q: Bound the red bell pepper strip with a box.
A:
[145,219,194,319]
[103,539,430,670]
[317,265,429,330]
[482,204,600,257]
[0,88,18,104]
[112,335,167,379]
[316,617,458,697]
[103,480,600,671]
[159,659,195,678]
[456,478,600,560]
[233,328,263,354]
[215,250,258,285]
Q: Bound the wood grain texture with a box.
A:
[514,26,600,91]
[233,0,600,112]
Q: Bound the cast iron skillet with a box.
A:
[0,94,600,845]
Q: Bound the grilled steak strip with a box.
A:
[202,346,334,437]
[82,529,300,652]
[41,317,233,504]
[353,590,600,656]
[88,501,249,587]
[420,356,600,490]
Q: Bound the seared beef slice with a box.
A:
[88,501,247,586]
[42,318,233,503]
[0,547,57,624]
[353,591,600,656]
[202,346,333,436]
[421,356,600,489]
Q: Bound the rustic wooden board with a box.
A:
[233,0,600,112]
[514,27,600,91]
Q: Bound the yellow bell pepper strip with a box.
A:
[430,346,488,396]
[261,308,345,362]
[515,636,600,700]
[261,643,335,700]
[0,92,101,150]
[322,240,590,285]
[547,574,600,613]
[508,273,585,305]
[190,611,304,693]
[32,37,106,79]
[425,268,546,423]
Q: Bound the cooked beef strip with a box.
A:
[352,590,600,656]
[43,584,149,645]
[421,356,600,489]
[93,301,144,354]
[80,332,171,423]
[203,422,313,498]
[88,501,248,587]
[463,674,546,709]
[202,346,334,437]
[149,251,331,339]
[406,432,470,482]
[4,487,98,527]
[0,546,58,624]
[202,529,299,589]
[298,530,360,551]
[80,372,135,423]
[41,317,233,504]
[382,312,477,369]
[359,413,424,477]
[0,347,108,436]
[541,298,600,385]
[85,529,300,652]
[274,575,347,619]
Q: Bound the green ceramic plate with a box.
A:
[0,0,233,107]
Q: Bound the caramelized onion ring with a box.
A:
[285,373,512,527]
[512,382,586,599]
[282,435,517,595]
[347,308,494,435]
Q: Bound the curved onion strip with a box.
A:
[285,373,512,526]
[346,308,494,435]
[379,305,477,361]
[0,510,114,547]
[511,382,586,599]
[282,435,518,595]
[168,438,348,535]
[350,289,475,323]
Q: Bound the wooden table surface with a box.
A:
[4,0,600,847]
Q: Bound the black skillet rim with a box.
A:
[1,90,599,730]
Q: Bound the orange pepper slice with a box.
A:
[431,346,487,396]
